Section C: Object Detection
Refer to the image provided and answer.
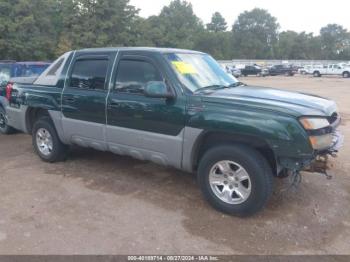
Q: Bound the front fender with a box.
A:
[187,104,314,159]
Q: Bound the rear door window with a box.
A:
[70,58,109,90]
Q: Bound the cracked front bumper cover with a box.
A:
[304,130,344,178]
[319,130,344,155]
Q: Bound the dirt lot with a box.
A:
[0,75,349,255]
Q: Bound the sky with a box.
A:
[129,0,350,35]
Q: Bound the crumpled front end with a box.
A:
[302,112,343,179]
[276,111,343,181]
[304,129,344,179]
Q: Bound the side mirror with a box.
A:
[144,81,175,99]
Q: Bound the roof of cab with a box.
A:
[78,47,205,54]
[0,61,50,65]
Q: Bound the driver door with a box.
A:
[105,52,186,167]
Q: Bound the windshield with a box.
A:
[164,53,238,92]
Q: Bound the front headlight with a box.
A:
[309,134,333,150]
[299,117,333,150]
[299,117,329,130]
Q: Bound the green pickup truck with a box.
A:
[0,47,343,216]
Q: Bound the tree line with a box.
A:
[0,0,349,61]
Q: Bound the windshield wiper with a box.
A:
[194,85,226,94]
[226,82,246,87]
[194,82,246,94]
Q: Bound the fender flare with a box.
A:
[188,130,278,174]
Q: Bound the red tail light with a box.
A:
[5,82,13,100]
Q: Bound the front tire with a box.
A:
[0,106,15,135]
[198,145,274,217]
[32,117,68,162]
[343,71,350,78]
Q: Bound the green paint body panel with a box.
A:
[106,50,187,136]
[107,92,187,135]
[2,47,340,172]
[186,95,314,158]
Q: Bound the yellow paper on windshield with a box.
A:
[172,61,197,74]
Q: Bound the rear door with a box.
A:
[61,52,115,150]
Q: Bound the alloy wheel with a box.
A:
[36,128,53,156]
[209,160,252,204]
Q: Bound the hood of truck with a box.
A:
[200,85,337,117]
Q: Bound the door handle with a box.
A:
[108,102,119,109]
[63,97,76,103]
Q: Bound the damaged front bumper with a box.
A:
[304,130,344,179]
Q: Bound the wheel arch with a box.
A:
[191,131,277,175]
[25,107,51,134]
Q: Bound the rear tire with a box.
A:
[32,116,68,162]
[343,71,350,78]
[313,71,321,77]
[0,106,15,135]
[197,144,274,217]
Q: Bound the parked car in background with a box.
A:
[241,65,268,77]
[231,67,242,78]
[0,61,51,133]
[311,64,350,78]
[0,47,343,216]
[225,65,241,78]
[268,64,296,76]
[298,65,312,75]
[0,61,50,84]
[304,65,323,75]
[338,62,350,68]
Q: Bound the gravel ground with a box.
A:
[0,75,349,255]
